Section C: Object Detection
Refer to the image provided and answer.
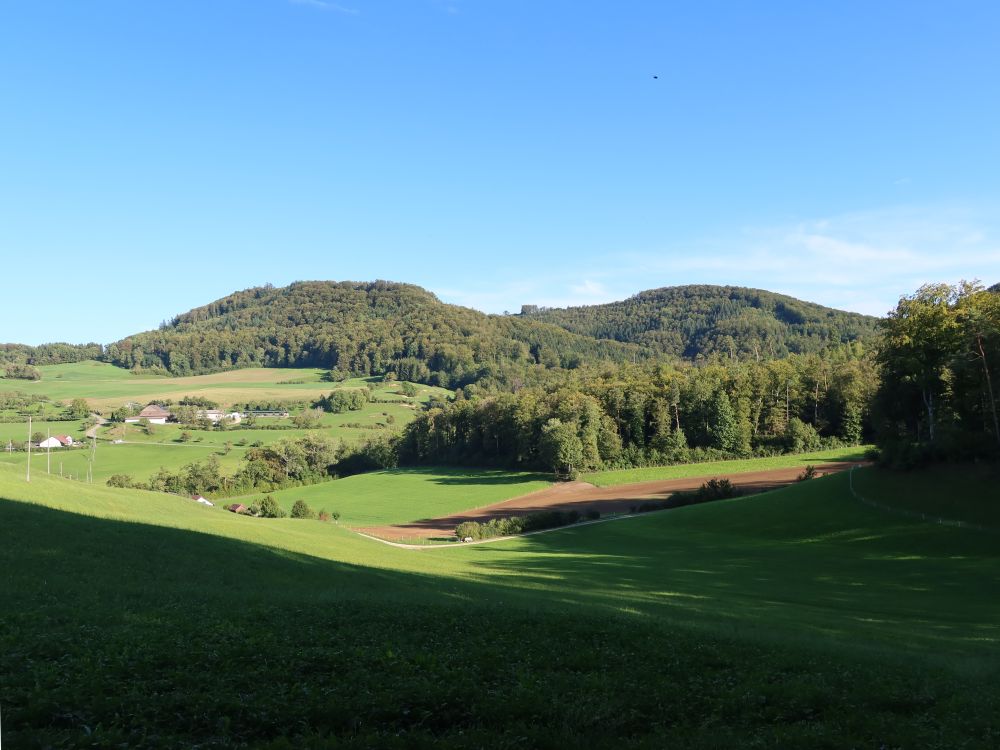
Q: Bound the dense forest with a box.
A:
[522,285,880,360]
[102,282,880,390]
[398,346,876,475]
[874,281,1000,465]
[103,281,649,388]
[0,342,103,367]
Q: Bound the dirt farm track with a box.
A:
[358,462,859,542]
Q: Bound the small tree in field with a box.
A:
[290,499,315,519]
[252,495,286,518]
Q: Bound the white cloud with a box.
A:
[288,0,359,14]
[434,203,1000,318]
[613,204,1000,316]
[570,279,608,298]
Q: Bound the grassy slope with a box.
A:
[2,464,998,747]
[0,362,448,482]
[852,462,1000,528]
[15,361,450,410]
[583,446,869,486]
[0,420,88,444]
[233,467,553,525]
[96,399,419,448]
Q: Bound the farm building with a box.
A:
[191,495,214,507]
[197,409,242,424]
[37,436,68,449]
[125,404,173,424]
[227,503,248,514]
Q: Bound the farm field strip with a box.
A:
[582,446,869,486]
[231,467,554,526]
[358,460,861,541]
[10,361,450,409]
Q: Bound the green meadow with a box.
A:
[0,361,449,483]
[0,420,88,445]
[0,441,249,483]
[97,399,421,448]
[1,461,998,746]
[583,445,869,486]
[234,467,553,526]
[7,360,449,410]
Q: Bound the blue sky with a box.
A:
[2,0,999,345]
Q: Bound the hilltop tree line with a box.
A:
[0,343,103,367]
[102,281,647,387]
[523,285,879,360]
[874,282,1000,465]
[398,347,876,475]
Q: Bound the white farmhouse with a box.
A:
[125,404,173,425]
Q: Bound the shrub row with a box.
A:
[455,509,599,541]
[631,478,741,514]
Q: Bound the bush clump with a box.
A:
[250,495,287,518]
[290,500,316,519]
[456,510,585,541]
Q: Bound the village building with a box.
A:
[37,436,72,449]
[124,404,173,424]
[191,494,214,507]
[197,409,242,424]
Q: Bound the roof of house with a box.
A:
[54,435,72,445]
[138,404,172,418]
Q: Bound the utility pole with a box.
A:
[26,416,31,482]
[47,428,51,475]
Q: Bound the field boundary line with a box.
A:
[848,465,998,534]
[352,512,648,550]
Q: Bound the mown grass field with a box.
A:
[9,360,449,411]
[1,461,998,747]
[96,399,419,448]
[0,420,87,445]
[0,361,448,483]
[0,442,250,483]
[582,446,869,486]
[234,467,553,526]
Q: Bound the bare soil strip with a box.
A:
[357,461,859,542]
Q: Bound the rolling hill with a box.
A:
[99,281,881,387]
[1,462,998,746]
[102,281,648,386]
[521,284,880,359]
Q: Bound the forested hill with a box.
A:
[104,281,648,387]
[521,285,880,360]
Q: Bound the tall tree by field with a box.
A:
[874,282,1000,463]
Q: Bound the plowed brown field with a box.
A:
[358,461,858,541]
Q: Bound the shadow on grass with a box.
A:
[379,466,552,486]
[3,472,1000,747]
[459,472,1000,670]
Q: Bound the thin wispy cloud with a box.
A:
[436,203,1000,318]
[288,0,359,15]
[622,204,1000,316]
